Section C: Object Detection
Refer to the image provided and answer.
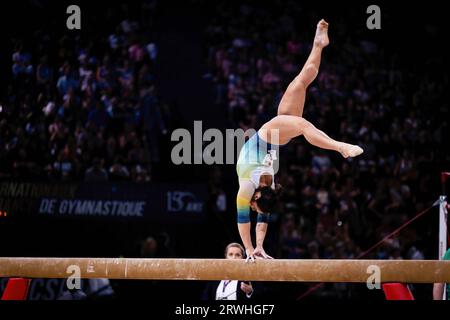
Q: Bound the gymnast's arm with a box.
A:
[254,214,273,259]
[236,180,256,257]
[256,218,269,249]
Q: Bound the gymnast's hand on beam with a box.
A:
[253,246,273,259]
[245,248,256,263]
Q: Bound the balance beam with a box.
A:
[0,258,449,283]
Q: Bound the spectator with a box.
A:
[85,158,108,182]
[202,243,258,300]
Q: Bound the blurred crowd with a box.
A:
[203,1,449,297]
[1,0,166,183]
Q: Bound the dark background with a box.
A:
[0,0,448,301]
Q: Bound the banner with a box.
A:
[0,277,114,300]
[0,182,207,222]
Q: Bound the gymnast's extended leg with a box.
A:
[277,19,329,118]
[261,115,363,158]
[259,19,363,157]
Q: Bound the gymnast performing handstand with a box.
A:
[236,19,364,261]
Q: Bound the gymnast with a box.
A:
[236,19,364,261]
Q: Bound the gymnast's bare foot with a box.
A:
[338,142,364,158]
[314,19,329,48]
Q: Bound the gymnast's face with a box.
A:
[250,191,263,213]
[226,247,244,259]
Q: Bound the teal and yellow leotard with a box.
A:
[236,131,276,224]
